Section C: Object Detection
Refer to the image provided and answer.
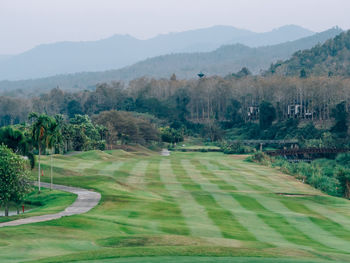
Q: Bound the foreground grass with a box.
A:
[0,149,350,262]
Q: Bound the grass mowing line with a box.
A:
[144,158,190,236]
[223,158,308,191]
[280,201,350,251]
[218,158,350,249]
[98,161,124,176]
[303,202,350,232]
[182,159,297,248]
[203,159,337,252]
[208,159,275,193]
[159,159,222,238]
[221,160,300,193]
[116,160,142,183]
[210,159,350,253]
[177,159,257,241]
[126,160,149,187]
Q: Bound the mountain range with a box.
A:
[0,26,343,97]
[0,25,314,81]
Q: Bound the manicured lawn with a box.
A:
[1,149,350,262]
[0,187,76,223]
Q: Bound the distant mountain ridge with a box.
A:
[111,27,342,80]
[0,27,342,97]
[0,25,314,81]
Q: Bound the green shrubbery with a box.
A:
[220,141,254,154]
[252,153,350,198]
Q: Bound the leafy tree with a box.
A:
[160,127,184,145]
[67,100,83,119]
[331,101,348,137]
[0,126,35,168]
[47,115,63,190]
[0,145,31,216]
[29,113,56,193]
[259,101,276,130]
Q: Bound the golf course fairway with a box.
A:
[1,149,350,263]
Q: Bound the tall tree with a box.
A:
[0,145,31,216]
[259,101,276,130]
[0,126,35,169]
[331,101,348,137]
[47,115,63,190]
[29,113,56,193]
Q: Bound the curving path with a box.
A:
[0,182,101,228]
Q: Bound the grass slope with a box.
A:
[0,150,350,262]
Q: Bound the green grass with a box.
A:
[0,187,76,223]
[0,150,350,262]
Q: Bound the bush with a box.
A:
[221,141,254,154]
[248,152,270,165]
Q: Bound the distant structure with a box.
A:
[197,72,205,78]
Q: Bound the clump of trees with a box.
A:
[93,110,159,148]
[0,145,31,216]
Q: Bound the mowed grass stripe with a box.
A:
[281,201,350,245]
[208,159,270,193]
[98,161,124,176]
[159,159,222,238]
[175,158,257,241]
[203,159,331,251]
[184,158,298,248]
[211,159,350,253]
[126,160,149,187]
[215,157,304,192]
[303,201,350,232]
[222,161,297,193]
[219,159,350,247]
[144,158,190,236]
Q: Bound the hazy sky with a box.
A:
[1,0,349,54]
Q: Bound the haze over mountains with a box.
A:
[0,25,314,81]
[0,26,343,96]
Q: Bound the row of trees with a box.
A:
[2,75,350,129]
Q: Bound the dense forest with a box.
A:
[1,74,349,143]
[268,30,350,77]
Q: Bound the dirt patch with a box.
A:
[276,193,318,197]
[97,235,204,248]
[161,149,170,156]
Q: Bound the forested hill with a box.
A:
[0,25,314,81]
[268,29,350,77]
[0,27,342,97]
[112,27,342,79]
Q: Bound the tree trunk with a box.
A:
[345,179,350,199]
[50,147,53,190]
[17,207,19,215]
[38,146,41,193]
[4,204,9,217]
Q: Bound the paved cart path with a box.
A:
[0,182,101,228]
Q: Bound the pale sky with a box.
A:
[1,0,349,54]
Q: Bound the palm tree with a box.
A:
[29,113,56,193]
[0,126,35,169]
[47,115,63,190]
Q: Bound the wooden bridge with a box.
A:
[265,148,350,157]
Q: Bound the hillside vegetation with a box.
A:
[268,29,350,77]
